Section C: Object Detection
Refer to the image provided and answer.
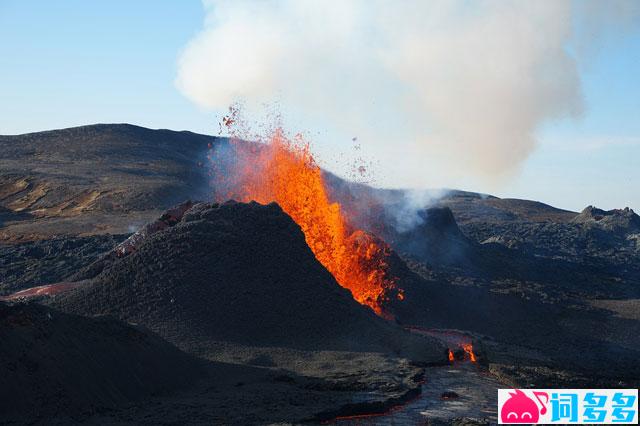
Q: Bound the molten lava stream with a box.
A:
[462,343,477,362]
[209,129,399,315]
[448,343,477,363]
[445,343,477,363]
[407,326,478,363]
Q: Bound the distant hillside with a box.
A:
[437,191,576,224]
[0,123,614,243]
[0,124,216,240]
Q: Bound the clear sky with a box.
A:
[0,0,638,212]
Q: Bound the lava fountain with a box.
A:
[207,129,401,315]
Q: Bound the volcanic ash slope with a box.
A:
[0,302,203,423]
[52,200,445,362]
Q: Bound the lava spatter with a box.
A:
[208,129,399,314]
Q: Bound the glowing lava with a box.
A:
[462,343,477,362]
[208,129,399,314]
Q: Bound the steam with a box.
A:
[384,189,451,234]
[176,0,639,184]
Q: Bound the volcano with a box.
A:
[207,131,400,314]
[49,200,445,360]
[2,124,640,424]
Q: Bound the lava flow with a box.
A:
[208,129,400,314]
[462,343,477,362]
[447,344,477,363]
[408,326,477,363]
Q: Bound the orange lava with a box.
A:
[462,343,477,362]
[448,349,455,362]
[209,129,398,314]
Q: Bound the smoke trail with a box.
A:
[176,0,639,183]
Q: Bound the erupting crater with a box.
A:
[208,129,400,315]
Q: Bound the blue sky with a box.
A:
[0,0,638,212]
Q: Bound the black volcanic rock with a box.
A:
[419,206,460,231]
[572,206,640,234]
[0,302,202,423]
[399,207,471,258]
[383,206,474,266]
[0,234,126,295]
[50,201,445,361]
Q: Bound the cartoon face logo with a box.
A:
[501,389,548,423]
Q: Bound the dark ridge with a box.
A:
[0,302,203,423]
[49,200,446,361]
[0,123,212,139]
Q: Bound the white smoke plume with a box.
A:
[176,0,639,185]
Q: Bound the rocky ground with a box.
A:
[335,362,504,426]
[0,234,126,294]
[0,302,203,424]
[0,200,447,424]
[2,302,433,425]
[2,124,639,424]
[332,184,640,391]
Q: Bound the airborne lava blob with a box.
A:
[208,129,400,314]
